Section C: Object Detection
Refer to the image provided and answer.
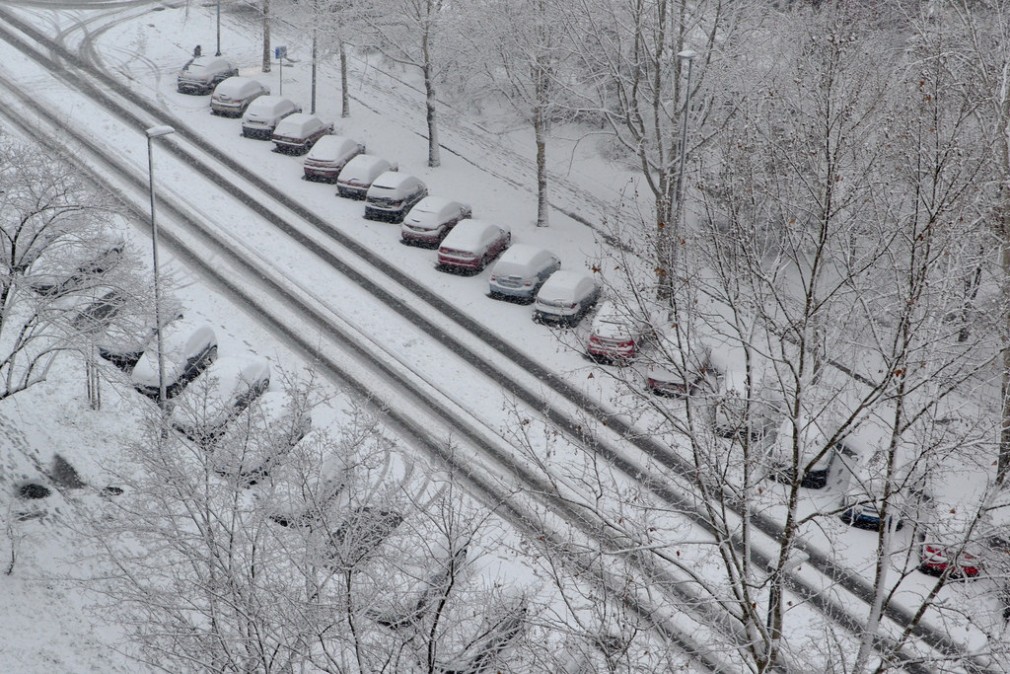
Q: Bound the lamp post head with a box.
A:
[146,125,176,139]
[677,49,698,61]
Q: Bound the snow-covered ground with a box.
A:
[1,2,1006,672]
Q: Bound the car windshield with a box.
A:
[184,63,207,74]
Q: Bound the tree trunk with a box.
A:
[422,30,440,167]
[534,103,549,227]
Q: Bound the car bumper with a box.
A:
[304,166,340,181]
[534,309,580,326]
[211,103,245,116]
[646,376,692,398]
[401,229,442,245]
[364,206,407,223]
[589,344,637,362]
[242,126,274,140]
[489,284,536,300]
[177,80,211,94]
[273,140,310,154]
[438,254,481,271]
[338,185,368,200]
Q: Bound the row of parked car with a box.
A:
[178,59,621,334]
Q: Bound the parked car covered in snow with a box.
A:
[241,95,301,139]
[271,113,333,154]
[210,76,269,116]
[766,413,855,490]
[266,446,351,528]
[131,321,218,401]
[915,414,1000,578]
[643,328,713,397]
[303,135,365,182]
[400,197,472,246]
[436,219,511,273]
[212,390,313,485]
[836,413,926,531]
[488,244,560,303]
[336,155,396,200]
[586,300,662,364]
[28,234,125,298]
[364,172,428,223]
[171,356,272,447]
[177,56,238,95]
[706,343,783,440]
[532,270,600,326]
[96,300,184,373]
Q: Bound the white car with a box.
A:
[28,234,125,298]
[363,172,428,223]
[131,322,218,401]
[96,298,184,373]
[212,390,313,484]
[436,219,511,273]
[337,155,396,200]
[171,356,272,447]
[488,244,560,303]
[177,56,238,95]
[241,95,302,139]
[400,197,472,246]
[303,135,365,182]
[271,113,333,155]
[533,270,600,326]
[210,76,269,116]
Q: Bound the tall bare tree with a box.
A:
[361,0,455,167]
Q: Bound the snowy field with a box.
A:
[1,2,1008,672]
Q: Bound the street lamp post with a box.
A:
[146,125,175,410]
[215,0,222,56]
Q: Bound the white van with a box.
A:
[706,341,783,439]
[767,413,855,489]
[241,95,302,139]
[836,414,925,531]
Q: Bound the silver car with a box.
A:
[242,96,302,140]
[533,270,600,326]
[211,77,269,116]
[489,244,561,303]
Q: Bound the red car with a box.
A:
[437,219,510,273]
[586,300,659,364]
[918,540,982,578]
